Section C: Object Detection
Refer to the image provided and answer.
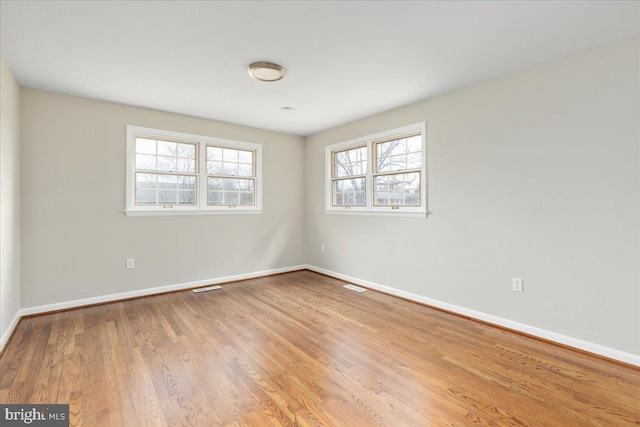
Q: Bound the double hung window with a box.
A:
[332,146,367,207]
[134,138,198,206]
[206,146,256,207]
[126,126,262,216]
[325,123,427,217]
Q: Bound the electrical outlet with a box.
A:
[512,277,523,292]
[126,258,135,269]
[321,244,326,252]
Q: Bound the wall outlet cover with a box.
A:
[513,277,523,292]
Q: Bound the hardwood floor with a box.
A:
[1,270,638,426]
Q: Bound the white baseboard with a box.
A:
[306,264,640,367]
[0,310,22,354]
[18,265,307,317]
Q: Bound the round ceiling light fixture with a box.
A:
[247,62,286,82]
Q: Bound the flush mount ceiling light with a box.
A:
[247,62,286,82]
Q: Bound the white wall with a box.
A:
[20,89,305,307]
[304,37,640,355]
[0,56,21,342]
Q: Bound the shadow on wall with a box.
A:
[240,213,293,273]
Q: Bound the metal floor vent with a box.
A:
[192,285,222,293]
[343,284,368,293]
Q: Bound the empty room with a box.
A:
[1,1,639,426]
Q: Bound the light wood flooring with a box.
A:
[1,270,638,426]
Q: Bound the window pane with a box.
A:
[375,191,389,205]
[135,173,196,206]
[238,150,253,163]
[177,144,195,158]
[224,179,238,190]
[207,146,254,177]
[335,179,359,192]
[376,141,390,157]
[402,172,421,188]
[206,177,254,206]
[334,146,367,178]
[393,154,409,171]
[223,148,239,162]
[136,139,196,173]
[374,172,420,206]
[375,175,388,190]
[384,189,402,205]
[332,177,366,206]
[406,152,421,170]
[239,192,254,205]
[223,163,239,176]
[157,140,177,156]
[152,155,194,173]
[136,189,157,205]
[136,173,157,189]
[207,146,223,161]
[375,172,420,190]
[158,190,177,205]
[178,191,196,205]
[208,178,223,191]
[224,192,239,205]
[177,158,196,173]
[376,135,421,173]
[391,140,407,155]
[178,176,196,190]
[239,179,254,191]
[158,174,178,189]
[208,191,223,205]
[335,164,348,178]
[157,155,177,172]
[208,160,223,175]
[405,189,420,206]
[136,138,156,154]
[221,178,253,191]
[238,164,253,177]
[136,154,156,170]
[407,135,421,153]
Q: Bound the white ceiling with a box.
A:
[1,1,639,136]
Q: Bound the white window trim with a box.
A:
[324,122,428,218]
[126,125,263,216]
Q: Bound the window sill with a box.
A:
[125,209,263,217]
[324,209,428,218]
